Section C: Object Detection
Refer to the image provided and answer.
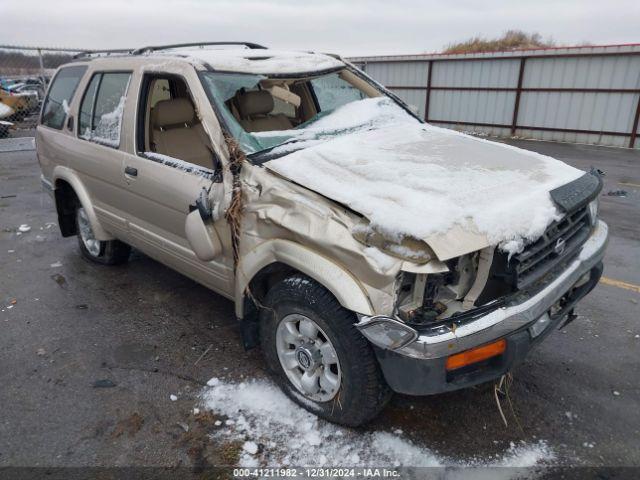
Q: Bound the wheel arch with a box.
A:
[235,239,374,320]
[52,166,114,241]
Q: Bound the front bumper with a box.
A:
[358,220,609,395]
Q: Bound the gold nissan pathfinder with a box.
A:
[37,42,608,426]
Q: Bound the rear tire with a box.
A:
[76,206,130,265]
[259,274,391,426]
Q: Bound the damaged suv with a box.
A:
[37,42,608,426]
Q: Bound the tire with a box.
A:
[259,274,391,426]
[75,206,130,265]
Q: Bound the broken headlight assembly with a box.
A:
[352,221,433,263]
[394,253,480,325]
[356,315,418,350]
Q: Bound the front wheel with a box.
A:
[259,275,391,426]
[76,207,130,265]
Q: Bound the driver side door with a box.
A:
[118,65,234,297]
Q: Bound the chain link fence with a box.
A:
[0,45,85,137]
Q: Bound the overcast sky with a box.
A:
[2,0,639,56]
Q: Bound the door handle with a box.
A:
[124,166,138,177]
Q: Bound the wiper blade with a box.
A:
[248,139,311,164]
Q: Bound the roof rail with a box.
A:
[73,48,132,59]
[132,41,268,55]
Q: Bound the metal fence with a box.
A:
[350,44,640,149]
[0,45,85,135]
[3,43,640,149]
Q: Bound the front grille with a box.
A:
[476,206,592,305]
[513,206,591,289]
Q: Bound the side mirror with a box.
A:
[185,209,222,261]
[195,187,212,220]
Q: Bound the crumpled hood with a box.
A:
[266,122,584,260]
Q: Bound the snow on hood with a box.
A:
[267,101,584,259]
[170,49,344,74]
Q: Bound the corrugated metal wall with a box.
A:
[350,44,640,149]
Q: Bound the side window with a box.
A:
[136,74,218,175]
[78,72,131,147]
[149,79,171,108]
[78,75,100,135]
[310,73,366,112]
[41,65,87,130]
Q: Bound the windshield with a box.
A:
[200,69,419,158]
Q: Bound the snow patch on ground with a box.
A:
[201,378,555,474]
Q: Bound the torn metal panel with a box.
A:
[235,165,424,316]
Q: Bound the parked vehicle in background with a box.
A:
[0,78,21,89]
[36,42,608,426]
[0,76,46,118]
[0,88,36,120]
[6,78,47,101]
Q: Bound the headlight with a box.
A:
[587,198,599,226]
[356,315,418,350]
[352,221,433,263]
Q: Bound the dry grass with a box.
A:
[443,30,556,54]
[223,133,246,267]
[111,412,144,438]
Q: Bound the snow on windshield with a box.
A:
[254,97,419,156]
[201,70,419,155]
[267,121,584,252]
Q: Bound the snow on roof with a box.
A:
[162,48,344,74]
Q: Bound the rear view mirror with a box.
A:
[185,209,222,261]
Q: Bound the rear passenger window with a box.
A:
[41,65,87,130]
[79,72,131,147]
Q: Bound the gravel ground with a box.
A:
[0,135,639,475]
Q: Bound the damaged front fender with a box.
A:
[235,239,375,318]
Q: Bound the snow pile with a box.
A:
[267,119,583,252]
[0,102,14,118]
[201,378,555,473]
[171,49,344,75]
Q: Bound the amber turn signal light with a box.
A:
[445,339,506,371]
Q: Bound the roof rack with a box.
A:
[132,41,268,55]
[73,48,132,59]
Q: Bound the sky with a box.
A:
[2,0,639,56]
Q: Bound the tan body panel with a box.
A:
[38,57,236,299]
[36,53,435,319]
[236,239,375,317]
